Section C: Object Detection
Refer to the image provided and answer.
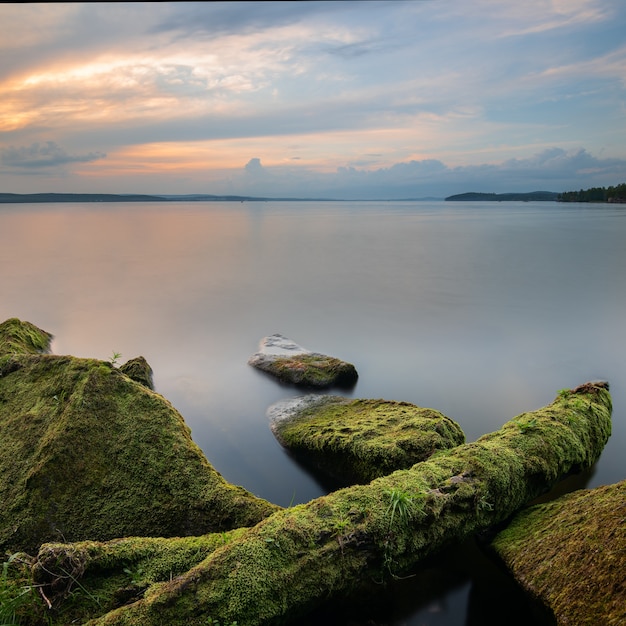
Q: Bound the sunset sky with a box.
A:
[1,1,625,199]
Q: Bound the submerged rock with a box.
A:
[0,319,279,554]
[491,478,626,626]
[248,334,358,388]
[268,395,465,484]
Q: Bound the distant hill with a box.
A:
[0,193,334,203]
[0,193,169,203]
[445,191,559,202]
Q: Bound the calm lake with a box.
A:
[1,200,624,624]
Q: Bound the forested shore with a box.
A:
[557,183,626,203]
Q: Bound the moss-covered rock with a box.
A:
[119,356,154,390]
[268,395,465,484]
[81,382,611,626]
[0,317,53,356]
[248,334,358,388]
[0,319,279,554]
[491,479,625,626]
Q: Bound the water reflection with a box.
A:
[1,200,624,624]
[300,537,554,626]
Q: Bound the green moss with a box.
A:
[84,382,612,626]
[491,479,625,626]
[272,397,465,484]
[0,319,279,555]
[0,318,53,356]
[22,530,248,624]
[256,354,358,388]
[118,356,153,389]
[0,317,52,377]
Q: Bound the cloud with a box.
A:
[222,148,626,199]
[489,148,626,181]
[1,141,106,169]
[494,0,611,37]
[150,1,354,39]
[0,2,624,196]
[244,157,265,175]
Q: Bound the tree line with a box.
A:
[558,183,626,203]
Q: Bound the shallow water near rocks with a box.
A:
[1,199,624,624]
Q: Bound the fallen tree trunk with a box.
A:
[67,383,611,626]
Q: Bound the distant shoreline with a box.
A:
[0,192,558,204]
[0,193,330,204]
[4,191,620,204]
[0,193,439,203]
[445,191,559,201]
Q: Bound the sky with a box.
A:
[1,0,625,200]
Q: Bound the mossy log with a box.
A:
[0,319,279,554]
[27,530,251,623]
[491,479,625,626]
[80,382,611,626]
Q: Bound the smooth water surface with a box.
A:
[1,200,624,624]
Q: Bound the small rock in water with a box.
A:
[248,333,358,388]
